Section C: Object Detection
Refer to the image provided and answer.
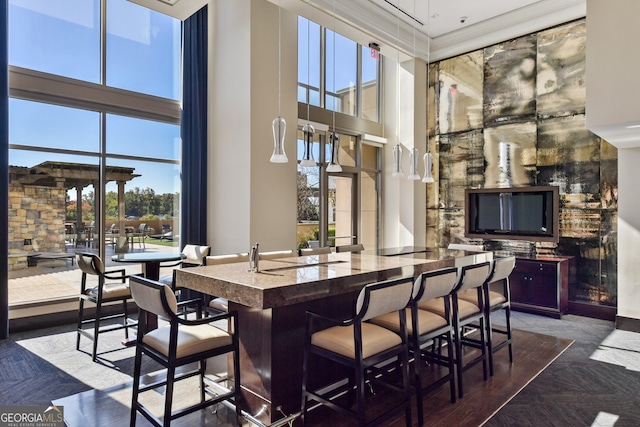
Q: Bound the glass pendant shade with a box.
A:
[326,131,342,172]
[300,123,316,167]
[422,152,435,183]
[392,143,404,177]
[270,116,287,163]
[408,148,420,180]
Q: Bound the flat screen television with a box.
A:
[465,186,560,243]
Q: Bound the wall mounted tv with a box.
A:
[465,186,560,243]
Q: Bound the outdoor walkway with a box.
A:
[8,240,179,306]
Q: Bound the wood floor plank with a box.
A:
[51,328,572,427]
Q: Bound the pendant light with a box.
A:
[300,13,315,167]
[327,132,342,172]
[392,143,404,177]
[422,0,435,184]
[407,2,420,181]
[300,122,316,167]
[392,0,403,178]
[326,0,342,173]
[408,148,420,180]
[270,1,287,163]
[422,151,434,183]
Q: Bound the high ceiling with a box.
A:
[128,0,586,61]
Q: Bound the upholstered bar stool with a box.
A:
[458,256,516,376]
[76,252,137,362]
[258,249,296,260]
[159,244,211,317]
[335,243,365,253]
[299,246,332,255]
[301,277,414,427]
[370,267,459,426]
[204,253,250,314]
[420,261,492,398]
[129,275,241,427]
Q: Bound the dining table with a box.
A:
[111,251,185,281]
[111,251,185,334]
[175,248,493,425]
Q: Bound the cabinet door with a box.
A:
[528,273,558,309]
[509,272,530,304]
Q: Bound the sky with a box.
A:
[8,0,181,198]
[7,3,378,198]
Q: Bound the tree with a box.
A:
[297,171,319,222]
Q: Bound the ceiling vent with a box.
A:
[369,0,425,27]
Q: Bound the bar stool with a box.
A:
[299,246,332,255]
[204,253,250,314]
[129,275,241,427]
[76,252,137,362]
[458,256,516,376]
[335,243,365,253]
[370,267,459,426]
[301,277,414,427]
[258,249,296,260]
[420,261,492,398]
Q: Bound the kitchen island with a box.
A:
[175,249,492,424]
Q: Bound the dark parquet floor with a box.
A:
[1,311,638,426]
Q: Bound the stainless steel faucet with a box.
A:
[249,242,259,272]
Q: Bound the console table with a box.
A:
[509,256,574,318]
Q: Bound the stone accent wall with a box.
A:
[427,19,618,310]
[8,182,67,270]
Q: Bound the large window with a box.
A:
[296,16,382,251]
[7,0,181,307]
[296,128,380,250]
[298,16,381,121]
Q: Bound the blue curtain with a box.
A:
[1,0,9,339]
[180,6,208,248]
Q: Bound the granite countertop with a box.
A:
[176,250,491,309]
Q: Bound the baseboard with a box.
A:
[616,315,640,333]
[9,302,139,334]
[567,301,616,321]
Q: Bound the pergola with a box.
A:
[10,161,141,236]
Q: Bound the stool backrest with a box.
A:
[206,253,250,265]
[356,277,413,321]
[414,267,459,303]
[335,244,365,253]
[457,261,492,292]
[299,247,332,256]
[129,275,178,318]
[489,256,516,283]
[76,252,104,276]
[182,244,211,266]
[258,249,296,260]
[448,243,484,251]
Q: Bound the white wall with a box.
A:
[586,0,640,321]
[382,57,428,249]
[586,0,640,148]
[617,149,640,319]
[208,0,298,254]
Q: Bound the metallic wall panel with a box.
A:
[537,20,586,118]
[438,50,484,134]
[483,122,537,187]
[438,129,484,209]
[537,114,601,208]
[483,35,537,125]
[430,18,618,310]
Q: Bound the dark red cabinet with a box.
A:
[509,256,571,318]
